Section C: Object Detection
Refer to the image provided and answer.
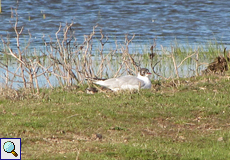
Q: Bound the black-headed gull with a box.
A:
[89,68,152,91]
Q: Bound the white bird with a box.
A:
[88,68,152,92]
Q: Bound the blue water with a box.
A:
[0,0,230,88]
[0,0,230,48]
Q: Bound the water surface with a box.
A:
[0,0,229,48]
[0,0,229,88]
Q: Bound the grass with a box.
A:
[1,74,230,159]
[1,8,230,159]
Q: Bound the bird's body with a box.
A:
[91,68,152,91]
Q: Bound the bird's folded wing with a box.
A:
[101,75,144,88]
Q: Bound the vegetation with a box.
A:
[0,74,230,159]
[1,8,230,160]
[0,9,228,92]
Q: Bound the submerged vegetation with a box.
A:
[0,8,230,160]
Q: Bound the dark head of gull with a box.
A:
[139,68,151,77]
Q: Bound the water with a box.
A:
[0,0,230,48]
[0,0,230,88]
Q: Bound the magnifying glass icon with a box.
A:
[3,141,18,157]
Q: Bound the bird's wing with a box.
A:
[117,75,145,87]
[94,75,145,91]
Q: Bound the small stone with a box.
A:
[178,136,185,140]
[11,112,17,116]
[91,133,102,140]
[124,138,129,143]
[217,137,223,141]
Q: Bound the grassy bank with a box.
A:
[1,74,230,159]
[0,8,230,160]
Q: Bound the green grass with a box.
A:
[0,74,230,159]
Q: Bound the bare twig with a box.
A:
[152,61,167,80]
